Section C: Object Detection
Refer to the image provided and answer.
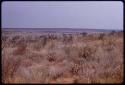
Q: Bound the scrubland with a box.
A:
[2,30,123,84]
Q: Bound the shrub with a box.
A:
[98,33,105,40]
[13,43,27,55]
[2,56,22,83]
[63,34,73,45]
[82,32,87,37]
[70,63,81,75]
[79,46,96,61]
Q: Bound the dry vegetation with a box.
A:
[2,30,123,84]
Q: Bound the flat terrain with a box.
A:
[2,30,123,83]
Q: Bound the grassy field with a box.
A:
[2,30,123,84]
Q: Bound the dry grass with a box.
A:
[2,30,123,84]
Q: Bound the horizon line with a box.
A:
[2,28,123,30]
[1,27,124,31]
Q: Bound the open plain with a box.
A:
[2,29,123,83]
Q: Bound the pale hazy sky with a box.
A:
[2,1,123,30]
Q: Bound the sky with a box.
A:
[2,1,123,30]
